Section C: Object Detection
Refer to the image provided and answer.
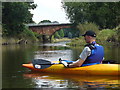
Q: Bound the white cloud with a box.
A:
[30,0,70,23]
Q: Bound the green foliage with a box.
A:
[58,29,64,38]
[2,2,37,37]
[67,25,120,47]
[63,28,79,38]
[63,2,120,29]
[54,31,60,39]
[97,29,116,42]
[51,35,55,42]
[66,37,85,46]
[77,22,99,35]
[113,25,120,43]
[39,20,51,24]
[53,29,65,39]
[33,32,42,39]
[19,27,37,41]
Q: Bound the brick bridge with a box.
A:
[27,23,72,42]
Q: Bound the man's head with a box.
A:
[82,30,96,43]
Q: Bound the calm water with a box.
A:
[2,41,120,89]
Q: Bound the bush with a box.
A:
[58,29,64,38]
[54,32,60,39]
[18,27,37,42]
[77,22,99,35]
[66,37,85,46]
[114,25,120,43]
[97,29,116,42]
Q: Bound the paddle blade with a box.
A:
[32,59,52,69]
[32,59,52,65]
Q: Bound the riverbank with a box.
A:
[67,28,120,47]
[1,37,71,45]
[53,38,71,43]
[2,37,39,45]
[67,38,120,47]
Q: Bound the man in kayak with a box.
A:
[61,30,104,68]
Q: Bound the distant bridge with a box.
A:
[26,23,72,42]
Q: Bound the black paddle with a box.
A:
[32,58,73,69]
[32,59,56,69]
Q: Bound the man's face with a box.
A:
[84,35,91,43]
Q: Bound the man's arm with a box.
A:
[67,47,91,68]
[68,59,85,68]
[61,47,91,68]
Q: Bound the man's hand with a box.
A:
[61,61,69,67]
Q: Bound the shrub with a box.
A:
[66,37,85,46]
[18,27,37,41]
[115,25,120,43]
[97,29,116,42]
[58,29,64,38]
[54,32,60,39]
[77,22,99,35]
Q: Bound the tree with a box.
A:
[63,2,120,29]
[77,22,99,35]
[39,20,51,24]
[54,31,60,39]
[52,21,59,23]
[58,29,64,38]
[2,2,37,37]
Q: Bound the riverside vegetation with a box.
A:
[63,2,120,47]
[67,23,120,47]
[2,2,120,46]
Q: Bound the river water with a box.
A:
[2,41,120,89]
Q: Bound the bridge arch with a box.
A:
[27,23,72,42]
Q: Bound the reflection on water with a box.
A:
[23,72,120,88]
[2,41,120,89]
[40,41,70,47]
[34,50,74,61]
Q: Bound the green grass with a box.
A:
[53,38,71,43]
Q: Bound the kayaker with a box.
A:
[61,30,104,68]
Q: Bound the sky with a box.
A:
[30,0,70,24]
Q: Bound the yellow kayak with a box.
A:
[22,63,120,76]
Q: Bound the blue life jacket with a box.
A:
[81,41,104,66]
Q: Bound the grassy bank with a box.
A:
[67,28,120,47]
[53,38,71,43]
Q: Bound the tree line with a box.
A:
[62,2,120,44]
[2,2,120,44]
[63,2,120,29]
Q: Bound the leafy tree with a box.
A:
[2,2,37,37]
[52,21,59,23]
[54,31,60,39]
[77,22,99,35]
[39,20,51,23]
[63,2,120,29]
[58,29,64,38]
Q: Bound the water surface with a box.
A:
[2,41,120,89]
